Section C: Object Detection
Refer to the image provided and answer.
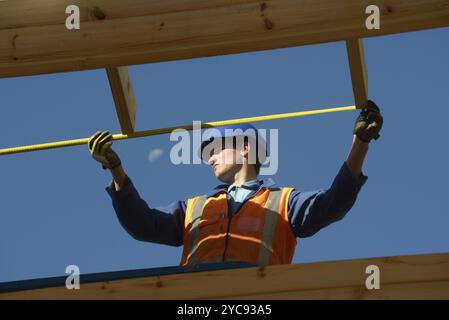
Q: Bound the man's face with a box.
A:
[206,137,244,183]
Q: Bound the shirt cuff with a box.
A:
[105,175,134,201]
[341,162,368,191]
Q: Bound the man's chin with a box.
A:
[215,171,232,184]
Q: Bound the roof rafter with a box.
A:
[1,0,449,78]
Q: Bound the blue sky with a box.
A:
[1,27,448,283]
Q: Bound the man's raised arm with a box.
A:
[288,101,383,237]
[87,131,185,247]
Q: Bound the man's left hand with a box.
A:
[353,100,384,143]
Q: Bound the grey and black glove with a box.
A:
[353,100,383,143]
[88,131,121,170]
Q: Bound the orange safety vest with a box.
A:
[180,187,297,266]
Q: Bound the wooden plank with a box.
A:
[105,66,137,134]
[1,252,448,300]
[1,0,449,78]
[229,280,449,300]
[0,0,259,29]
[346,38,368,109]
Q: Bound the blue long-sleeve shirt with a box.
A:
[105,162,367,246]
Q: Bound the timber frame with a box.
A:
[1,0,449,128]
[1,0,448,298]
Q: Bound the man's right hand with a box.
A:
[88,131,122,170]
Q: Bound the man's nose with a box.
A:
[208,155,216,166]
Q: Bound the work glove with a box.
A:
[353,100,383,143]
[88,131,121,170]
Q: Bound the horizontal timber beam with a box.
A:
[1,0,449,78]
[0,252,448,299]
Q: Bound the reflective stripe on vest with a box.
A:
[187,188,284,266]
[257,189,282,266]
[187,195,208,266]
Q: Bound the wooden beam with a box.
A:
[231,280,449,299]
[1,0,449,78]
[105,66,137,134]
[346,38,368,109]
[1,252,448,299]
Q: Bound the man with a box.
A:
[88,101,383,266]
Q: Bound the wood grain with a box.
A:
[1,252,448,300]
[1,0,449,78]
[346,39,368,109]
[106,66,137,134]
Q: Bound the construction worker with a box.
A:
[88,101,383,266]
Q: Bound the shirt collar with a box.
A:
[227,179,259,193]
[205,178,276,198]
